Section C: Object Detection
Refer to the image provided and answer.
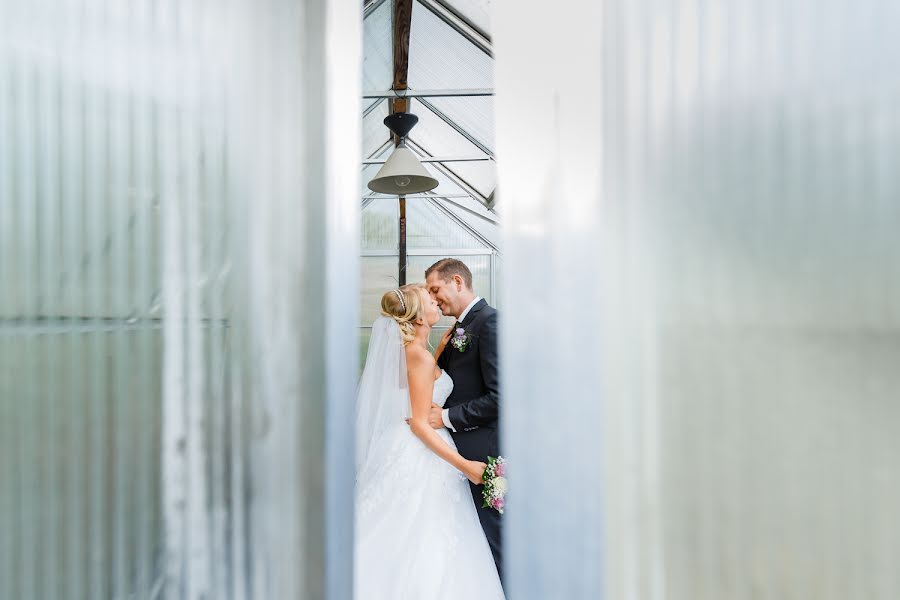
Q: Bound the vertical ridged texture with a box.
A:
[495,0,900,598]
[0,0,360,598]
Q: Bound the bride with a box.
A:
[354,284,505,599]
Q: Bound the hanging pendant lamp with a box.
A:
[367,112,438,195]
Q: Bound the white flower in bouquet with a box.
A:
[481,456,508,514]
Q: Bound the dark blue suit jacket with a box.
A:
[437,298,500,463]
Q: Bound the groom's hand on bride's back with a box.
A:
[404,403,445,429]
[427,404,445,429]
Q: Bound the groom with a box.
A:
[425,258,503,582]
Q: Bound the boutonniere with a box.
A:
[450,326,470,352]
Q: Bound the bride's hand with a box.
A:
[435,327,452,357]
[464,460,488,485]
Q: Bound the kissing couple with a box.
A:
[354,258,504,599]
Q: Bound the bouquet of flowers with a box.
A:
[481,456,508,514]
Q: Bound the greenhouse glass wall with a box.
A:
[360,0,500,357]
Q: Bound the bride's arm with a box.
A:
[434,327,452,359]
[407,347,485,485]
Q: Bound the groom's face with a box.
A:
[425,272,462,318]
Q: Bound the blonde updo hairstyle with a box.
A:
[381,284,427,345]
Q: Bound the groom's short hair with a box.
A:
[425,258,473,290]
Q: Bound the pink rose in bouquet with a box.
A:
[481,456,508,514]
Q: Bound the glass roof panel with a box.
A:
[362,100,389,158]
[363,0,393,92]
[409,1,493,89]
[361,143,393,197]
[361,195,487,252]
[362,0,499,245]
[407,121,474,167]
[426,165,474,197]
[361,163,380,197]
[362,161,500,250]
[431,194,500,250]
[408,105,495,196]
[361,198,399,251]
[440,0,492,38]
[416,95,494,154]
[360,257,399,325]
[432,159,495,200]
[407,198,484,249]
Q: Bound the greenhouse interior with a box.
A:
[2,0,899,599]
[360,0,501,358]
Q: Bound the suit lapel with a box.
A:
[441,300,487,369]
[461,298,487,329]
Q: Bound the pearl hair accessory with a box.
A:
[394,289,406,311]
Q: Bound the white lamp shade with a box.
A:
[367,145,439,194]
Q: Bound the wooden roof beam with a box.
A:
[391,0,413,116]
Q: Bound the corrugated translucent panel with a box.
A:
[362,197,487,251]
[442,0,493,36]
[399,157,488,203]
[361,144,393,199]
[424,95,495,153]
[362,198,489,252]
[363,160,499,250]
[407,199,485,249]
[363,0,392,91]
[427,166,471,196]
[359,256,401,326]
[409,0,495,156]
[496,0,900,599]
[437,194,501,250]
[409,107,496,197]
[363,100,389,158]
[0,1,360,599]
[361,198,400,251]
[490,252,503,309]
[410,0,492,89]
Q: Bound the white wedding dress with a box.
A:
[354,333,505,600]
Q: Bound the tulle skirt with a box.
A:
[354,423,505,600]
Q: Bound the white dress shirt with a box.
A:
[442,296,481,431]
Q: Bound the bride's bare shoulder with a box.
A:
[405,343,435,368]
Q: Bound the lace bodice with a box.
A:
[432,369,454,408]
